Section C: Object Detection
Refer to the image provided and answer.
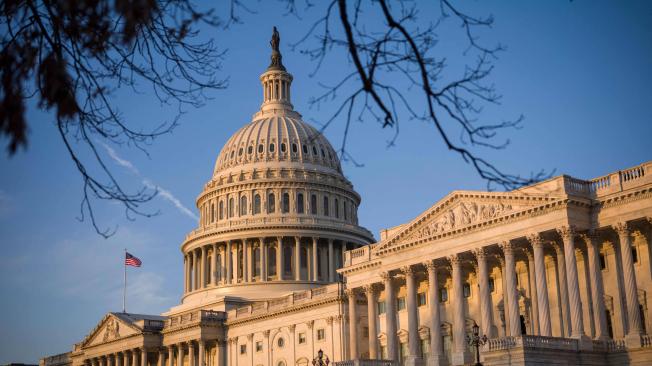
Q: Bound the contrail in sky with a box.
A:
[100,143,199,221]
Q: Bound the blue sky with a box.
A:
[1,1,651,363]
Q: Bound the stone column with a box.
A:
[614,222,644,346]
[553,242,572,337]
[158,350,165,366]
[295,236,301,281]
[501,241,521,337]
[402,266,421,366]
[123,352,130,366]
[167,347,173,366]
[226,241,232,285]
[474,248,494,338]
[212,243,218,285]
[328,239,335,282]
[381,271,398,361]
[189,342,195,366]
[526,249,539,335]
[557,226,588,342]
[141,349,148,366]
[132,349,138,366]
[346,288,359,359]
[364,284,378,359]
[190,251,197,291]
[277,237,283,280]
[260,238,267,282]
[220,244,226,284]
[116,353,123,366]
[247,240,253,282]
[242,240,249,283]
[529,234,552,337]
[425,261,443,366]
[582,232,609,340]
[312,237,319,281]
[201,246,207,288]
[176,344,183,366]
[450,254,471,365]
[233,242,240,283]
[183,255,188,293]
[197,339,206,366]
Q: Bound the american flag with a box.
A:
[125,252,142,267]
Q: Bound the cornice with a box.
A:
[596,186,652,210]
[225,294,343,327]
[338,259,382,276]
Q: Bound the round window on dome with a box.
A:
[292,143,298,153]
[248,146,253,154]
[321,148,325,157]
[312,146,318,155]
[302,144,308,154]
[230,151,235,158]
[277,338,284,348]
[258,144,264,153]
[238,148,243,156]
[281,143,286,152]
[270,143,275,153]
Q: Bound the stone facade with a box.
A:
[41,31,652,366]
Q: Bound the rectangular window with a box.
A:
[599,253,607,270]
[297,193,305,214]
[397,297,406,311]
[311,194,317,214]
[377,301,386,314]
[256,341,263,352]
[488,278,495,293]
[323,196,330,216]
[317,329,325,340]
[240,344,246,355]
[463,283,471,298]
[439,288,448,303]
[632,246,639,263]
[298,332,307,344]
[417,292,427,307]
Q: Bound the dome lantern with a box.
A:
[260,27,294,114]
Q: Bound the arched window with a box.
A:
[302,144,308,154]
[268,193,275,213]
[323,196,329,216]
[238,147,243,156]
[248,146,253,154]
[311,194,317,214]
[343,201,348,220]
[211,203,215,222]
[334,198,339,218]
[312,146,318,155]
[282,193,290,213]
[240,196,247,216]
[281,143,287,152]
[269,143,275,153]
[296,193,304,214]
[228,197,234,218]
[258,144,264,153]
[268,246,277,276]
[292,143,298,153]
[219,200,224,220]
[253,194,261,215]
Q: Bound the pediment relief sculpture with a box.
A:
[102,318,120,342]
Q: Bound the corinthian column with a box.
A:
[294,236,301,281]
[212,243,218,285]
[500,241,521,337]
[260,238,267,282]
[581,231,609,340]
[529,234,552,336]
[312,237,319,281]
[381,271,398,361]
[364,284,378,359]
[425,261,444,366]
[474,248,494,338]
[328,239,335,282]
[277,237,283,280]
[226,241,232,285]
[450,254,471,365]
[553,242,571,337]
[525,249,539,335]
[402,266,421,366]
[557,226,590,347]
[346,288,359,359]
[614,222,643,346]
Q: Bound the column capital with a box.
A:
[527,233,544,248]
[345,288,357,297]
[247,333,254,341]
[400,265,414,277]
[307,320,315,329]
[613,221,630,236]
[473,247,488,260]
[263,330,270,338]
[551,240,564,255]
[557,225,577,241]
[448,253,462,265]
[424,260,437,273]
[499,240,516,253]
[579,230,600,246]
[523,248,534,262]
[380,271,393,281]
[363,283,377,295]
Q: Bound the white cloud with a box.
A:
[100,143,198,221]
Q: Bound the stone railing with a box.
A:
[641,334,652,348]
[484,336,518,351]
[333,360,397,366]
[228,283,342,320]
[41,352,72,366]
[344,244,377,266]
[185,215,373,242]
[606,338,627,352]
[484,336,579,352]
[562,161,651,198]
[166,309,225,330]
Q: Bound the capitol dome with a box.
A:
[178,28,374,306]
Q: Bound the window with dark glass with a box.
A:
[377,301,386,314]
[463,283,471,298]
[488,278,495,293]
[440,288,448,303]
[269,143,275,153]
[238,147,243,156]
[219,201,224,220]
[281,143,286,152]
[343,201,348,220]
[228,197,234,217]
[253,194,261,214]
[240,196,247,216]
[312,146,318,155]
[297,193,304,214]
[282,193,290,213]
[256,341,263,352]
[240,345,246,354]
[277,338,284,348]
[334,198,339,218]
[292,143,298,153]
[317,329,325,340]
[311,194,317,214]
[417,292,427,307]
[211,204,215,222]
[303,144,308,154]
[632,246,639,263]
[258,144,264,153]
[396,297,406,311]
[248,146,253,154]
[298,333,307,344]
[268,193,275,213]
[599,253,607,270]
[323,196,329,216]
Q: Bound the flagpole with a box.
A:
[123,248,127,313]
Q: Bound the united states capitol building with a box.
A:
[42,31,652,366]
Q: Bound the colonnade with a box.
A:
[85,341,226,366]
[184,237,357,293]
[345,221,649,365]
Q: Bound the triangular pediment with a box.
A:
[81,313,141,348]
[372,190,561,254]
